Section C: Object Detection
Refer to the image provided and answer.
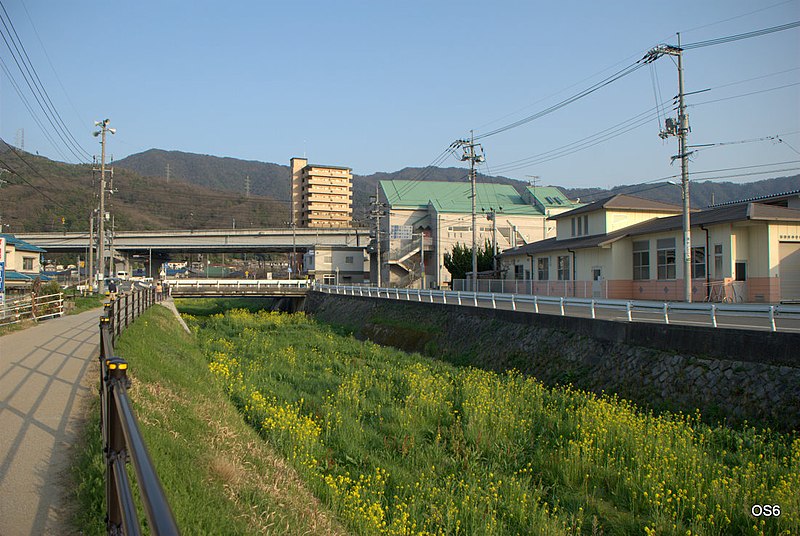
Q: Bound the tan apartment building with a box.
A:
[290,157,353,228]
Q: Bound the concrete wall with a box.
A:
[305,292,800,431]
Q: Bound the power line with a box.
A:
[689,81,800,107]
[0,1,91,162]
[682,20,800,49]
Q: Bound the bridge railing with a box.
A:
[165,278,311,290]
[314,283,800,333]
[99,288,179,535]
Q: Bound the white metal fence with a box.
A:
[165,278,312,290]
[451,278,608,299]
[0,292,65,326]
[315,284,800,333]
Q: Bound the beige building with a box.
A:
[498,192,800,303]
[290,157,353,228]
[1,233,48,294]
[303,246,369,285]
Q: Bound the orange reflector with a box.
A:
[108,363,117,370]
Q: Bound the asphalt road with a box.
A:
[358,291,800,333]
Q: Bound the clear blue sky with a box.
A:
[1,0,798,189]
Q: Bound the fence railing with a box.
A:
[451,279,609,299]
[165,278,311,290]
[0,292,64,325]
[99,288,179,535]
[315,283,800,333]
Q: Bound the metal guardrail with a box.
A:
[315,284,800,333]
[99,289,179,535]
[0,292,64,325]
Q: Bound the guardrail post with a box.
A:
[104,356,130,533]
[491,293,496,309]
[560,297,565,316]
[626,301,633,322]
[511,294,516,311]
[473,293,478,307]
[457,291,462,306]
[710,304,717,328]
[443,292,448,305]
[590,299,596,319]
[429,291,434,303]
[769,306,776,332]
[663,302,670,324]
[396,288,400,300]
[534,295,539,314]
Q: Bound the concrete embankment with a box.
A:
[305,291,800,431]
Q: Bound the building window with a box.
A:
[692,246,706,279]
[632,240,650,280]
[345,256,354,264]
[537,257,549,280]
[714,244,723,278]
[514,265,525,280]
[577,216,582,236]
[23,257,34,270]
[656,238,676,280]
[583,215,589,235]
[572,215,589,237]
[571,218,576,237]
[557,255,570,280]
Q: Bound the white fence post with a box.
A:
[534,295,539,314]
[511,295,516,311]
[769,306,776,332]
[663,302,670,324]
[559,297,565,316]
[473,293,478,307]
[626,301,633,322]
[710,304,718,328]
[491,293,496,309]
[590,299,596,319]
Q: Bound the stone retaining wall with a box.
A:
[305,292,800,431]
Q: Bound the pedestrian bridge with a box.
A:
[165,279,311,298]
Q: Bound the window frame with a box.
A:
[557,255,571,281]
[632,240,650,280]
[537,257,550,280]
[656,238,676,280]
[691,246,706,279]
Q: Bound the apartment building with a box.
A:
[290,157,353,228]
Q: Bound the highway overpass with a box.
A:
[16,227,371,255]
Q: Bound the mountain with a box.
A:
[4,144,797,233]
[0,143,288,233]
[116,148,799,217]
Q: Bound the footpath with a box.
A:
[0,308,102,535]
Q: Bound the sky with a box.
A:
[1,0,798,189]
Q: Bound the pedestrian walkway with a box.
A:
[0,308,102,535]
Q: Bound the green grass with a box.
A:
[173,297,276,316]
[66,294,105,314]
[189,308,799,536]
[69,305,345,535]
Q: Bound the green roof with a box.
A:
[525,186,576,209]
[380,181,543,215]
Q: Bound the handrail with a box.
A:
[99,288,179,535]
[0,292,64,325]
[314,283,800,333]
[165,278,310,288]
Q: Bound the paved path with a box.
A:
[0,308,102,536]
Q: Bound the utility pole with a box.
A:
[647,35,692,302]
[369,184,388,287]
[453,132,485,290]
[87,212,94,290]
[93,119,115,282]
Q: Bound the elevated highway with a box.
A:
[16,227,370,255]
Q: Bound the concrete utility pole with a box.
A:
[93,119,115,281]
[370,184,388,287]
[88,211,94,291]
[647,36,692,302]
[454,132,485,291]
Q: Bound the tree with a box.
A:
[443,240,494,280]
